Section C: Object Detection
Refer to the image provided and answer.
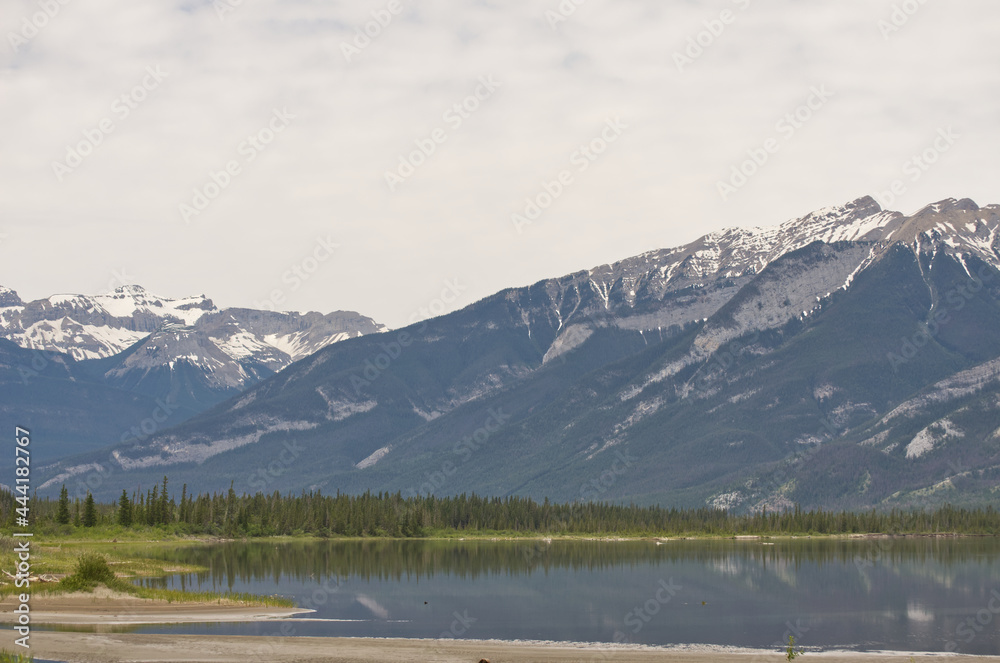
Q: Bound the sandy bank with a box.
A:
[0,589,311,625]
[23,633,1000,663]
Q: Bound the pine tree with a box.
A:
[56,485,71,525]
[82,493,97,527]
[118,489,133,527]
[159,476,170,525]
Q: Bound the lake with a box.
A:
[133,537,1000,655]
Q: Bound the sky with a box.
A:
[1,0,998,328]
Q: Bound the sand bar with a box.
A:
[21,633,1000,663]
[6,594,1000,662]
[0,590,312,625]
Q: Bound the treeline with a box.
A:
[3,479,1000,537]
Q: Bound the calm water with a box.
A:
[131,537,1000,654]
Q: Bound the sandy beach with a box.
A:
[19,632,1000,663]
[0,589,312,626]
[5,594,1000,662]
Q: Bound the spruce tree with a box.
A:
[56,484,71,525]
[118,489,133,527]
[83,492,97,527]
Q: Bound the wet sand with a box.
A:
[23,633,1000,663]
[0,589,311,625]
[5,594,998,662]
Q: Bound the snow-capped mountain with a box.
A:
[0,284,384,362]
[32,198,1000,511]
[0,284,386,417]
[0,285,215,359]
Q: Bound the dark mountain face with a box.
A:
[0,339,187,472]
[33,197,1000,510]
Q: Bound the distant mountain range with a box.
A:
[0,285,384,466]
[27,197,1000,511]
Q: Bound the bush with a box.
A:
[59,553,116,592]
[75,553,116,583]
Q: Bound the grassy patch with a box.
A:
[0,537,293,607]
[0,650,32,663]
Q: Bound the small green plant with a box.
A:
[786,635,804,661]
[0,649,34,662]
[58,553,116,592]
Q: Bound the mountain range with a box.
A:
[23,197,1000,511]
[0,285,384,466]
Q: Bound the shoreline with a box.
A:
[0,592,1000,663]
[13,531,999,545]
[0,590,312,626]
[4,596,998,662]
[23,633,1000,663]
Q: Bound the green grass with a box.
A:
[43,553,294,607]
[0,537,294,607]
[0,650,32,663]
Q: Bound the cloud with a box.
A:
[1,0,998,327]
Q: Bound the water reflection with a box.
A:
[131,537,1000,654]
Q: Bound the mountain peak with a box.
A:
[112,284,147,295]
[0,286,22,307]
[912,197,980,217]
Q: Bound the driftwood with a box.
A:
[2,569,58,583]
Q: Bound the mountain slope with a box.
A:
[36,197,1000,508]
[0,339,188,470]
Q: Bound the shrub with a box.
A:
[59,553,116,592]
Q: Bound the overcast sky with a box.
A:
[1,0,997,328]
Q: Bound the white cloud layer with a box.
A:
[1,0,998,327]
